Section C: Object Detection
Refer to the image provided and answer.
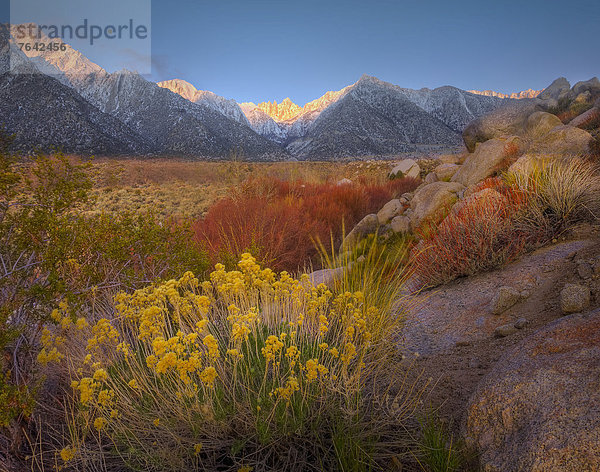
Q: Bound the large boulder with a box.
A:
[532,124,593,155]
[340,213,379,250]
[569,106,600,129]
[389,159,420,179]
[507,154,550,175]
[464,309,600,472]
[452,136,523,187]
[537,77,571,101]
[462,102,540,152]
[308,266,345,288]
[525,111,562,138]
[451,187,507,216]
[571,77,600,97]
[409,181,464,228]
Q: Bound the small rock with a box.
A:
[514,318,530,329]
[399,196,409,204]
[391,215,411,234]
[577,261,594,279]
[455,339,471,347]
[401,192,413,201]
[520,289,531,299]
[389,159,420,180]
[424,172,438,184]
[491,286,521,315]
[356,255,366,263]
[434,163,460,181]
[560,283,591,314]
[336,178,353,186]
[377,199,404,225]
[494,324,518,337]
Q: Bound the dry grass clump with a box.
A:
[37,254,419,472]
[84,159,395,218]
[88,183,227,219]
[505,157,600,235]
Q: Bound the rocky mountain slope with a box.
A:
[0,32,153,155]
[283,76,510,158]
[4,23,541,159]
[157,79,251,127]
[468,88,541,99]
[237,76,512,157]
[5,26,285,159]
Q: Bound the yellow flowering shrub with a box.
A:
[42,253,414,472]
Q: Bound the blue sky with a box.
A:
[4,0,600,105]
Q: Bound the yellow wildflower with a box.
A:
[60,446,76,462]
[203,335,220,359]
[305,359,328,382]
[93,417,105,431]
[156,352,177,374]
[128,379,139,389]
[200,366,218,386]
[93,368,108,382]
[262,335,284,363]
[97,389,114,407]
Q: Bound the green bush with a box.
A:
[0,147,209,451]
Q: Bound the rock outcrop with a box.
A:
[532,125,593,155]
[537,77,571,101]
[462,102,539,152]
[434,163,459,181]
[377,199,404,225]
[465,309,600,472]
[340,214,379,250]
[525,111,562,137]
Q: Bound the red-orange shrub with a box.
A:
[194,177,419,271]
[412,179,537,288]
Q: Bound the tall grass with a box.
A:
[505,157,600,235]
[415,416,465,472]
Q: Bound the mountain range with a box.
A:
[1,25,539,160]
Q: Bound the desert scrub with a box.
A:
[194,176,419,272]
[1,148,209,461]
[412,178,535,288]
[413,157,600,288]
[41,254,418,472]
[505,157,600,235]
